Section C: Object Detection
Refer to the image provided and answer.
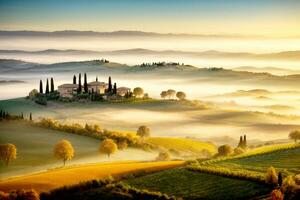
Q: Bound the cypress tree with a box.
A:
[73,75,77,84]
[30,112,32,121]
[96,76,98,82]
[21,112,24,119]
[84,73,88,93]
[46,78,49,94]
[243,135,247,148]
[238,136,242,148]
[108,76,112,93]
[113,83,117,94]
[39,80,43,94]
[78,73,82,93]
[50,77,54,92]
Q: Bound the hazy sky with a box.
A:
[0,0,300,37]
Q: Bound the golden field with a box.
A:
[0,161,184,193]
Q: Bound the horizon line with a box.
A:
[0,29,299,39]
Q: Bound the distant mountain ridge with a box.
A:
[0,48,299,60]
[0,30,285,38]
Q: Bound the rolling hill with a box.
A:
[0,161,184,192]
[0,121,157,179]
[2,58,300,89]
[215,144,300,175]
[125,168,271,200]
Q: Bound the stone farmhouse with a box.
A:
[58,78,131,98]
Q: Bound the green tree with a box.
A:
[99,139,117,158]
[108,76,112,93]
[50,77,54,92]
[160,91,167,99]
[113,83,117,94]
[53,139,74,166]
[266,166,278,185]
[84,73,88,93]
[289,130,300,143]
[45,78,49,94]
[73,75,76,84]
[29,112,32,121]
[29,89,38,99]
[78,73,82,93]
[176,91,186,100]
[137,125,150,138]
[167,89,176,99]
[218,145,233,156]
[133,87,144,98]
[39,80,43,94]
[0,143,17,166]
[156,151,171,161]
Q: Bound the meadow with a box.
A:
[0,121,157,179]
[125,168,271,200]
[0,161,184,192]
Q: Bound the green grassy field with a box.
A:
[215,146,300,175]
[126,168,271,200]
[0,121,156,179]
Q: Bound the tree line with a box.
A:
[160,89,186,100]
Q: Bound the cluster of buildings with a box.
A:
[57,77,131,98]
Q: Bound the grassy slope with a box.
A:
[126,168,271,200]
[0,161,184,192]
[216,145,300,175]
[0,121,156,179]
[146,137,217,154]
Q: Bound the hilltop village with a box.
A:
[28,73,146,105]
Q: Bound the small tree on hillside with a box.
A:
[113,83,117,94]
[53,139,74,166]
[156,151,171,161]
[167,89,176,99]
[78,73,82,93]
[99,139,117,158]
[218,145,233,156]
[45,78,49,94]
[50,77,54,92]
[176,91,186,100]
[160,91,167,100]
[266,166,278,185]
[39,80,43,94]
[84,73,88,93]
[289,130,300,143]
[137,125,150,138]
[108,76,112,93]
[133,87,144,98]
[73,75,76,84]
[0,143,17,166]
[29,89,38,99]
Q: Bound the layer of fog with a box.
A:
[1,36,300,53]
[1,53,300,72]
